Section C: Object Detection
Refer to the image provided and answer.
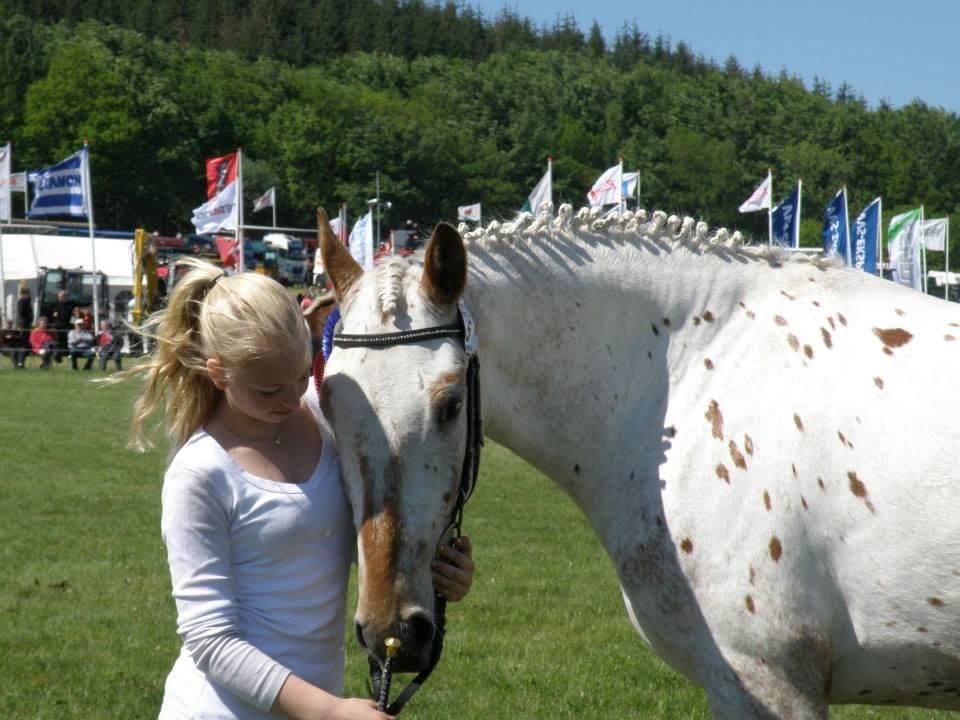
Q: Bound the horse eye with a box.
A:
[437,395,463,425]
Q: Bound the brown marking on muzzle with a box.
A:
[358,451,401,623]
[429,369,466,405]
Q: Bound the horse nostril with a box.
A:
[406,611,435,651]
[354,621,368,650]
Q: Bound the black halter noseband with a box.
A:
[332,302,482,716]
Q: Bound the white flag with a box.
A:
[622,171,640,198]
[349,210,374,271]
[587,163,622,207]
[888,208,923,291]
[739,174,772,213]
[0,143,10,222]
[523,167,552,214]
[191,179,238,234]
[922,218,948,252]
[253,186,275,213]
[9,172,26,192]
[458,203,481,221]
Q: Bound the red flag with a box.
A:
[205,152,238,199]
[215,235,240,268]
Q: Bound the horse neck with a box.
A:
[463,229,748,503]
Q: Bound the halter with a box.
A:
[329,300,482,716]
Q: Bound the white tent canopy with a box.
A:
[1,233,134,319]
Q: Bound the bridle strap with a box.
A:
[333,323,463,349]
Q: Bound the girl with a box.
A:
[126,258,474,720]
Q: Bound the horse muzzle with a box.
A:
[355,608,436,672]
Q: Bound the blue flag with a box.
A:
[771,182,801,248]
[27,147,89,219]
[851,198,881,274]
[822,188,849,262]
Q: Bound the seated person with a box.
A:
[67,317,96,370]
[96,319,124,371]
[29,317,57,369]
[1,320,26,368]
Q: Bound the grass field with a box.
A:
[0,366,954,719]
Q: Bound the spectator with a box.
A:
[96,319,124,371]
[1,320,26,368]
[15,284,33,366]
[67,317,96,370]
[51,289,74,363]
[29,316,56,369]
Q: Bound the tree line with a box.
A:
[1,6,958,262]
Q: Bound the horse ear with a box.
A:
[421,222,466,307]
[318,207,362,301]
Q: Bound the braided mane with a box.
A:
[458,203,832,269]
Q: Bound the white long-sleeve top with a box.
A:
[158,396,353,719]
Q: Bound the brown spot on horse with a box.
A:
[763,490,772,511]
[705,400,724,440]
[680,537,694,554]
[928,597,945,607]
[873,327,914,351]
[804,344,814,359]
[704,358,714,370]
[729,440,747,469]
[848,471,876,514]
[787,334,800,352]
[874,377,884,389]
[774,315,788,326]
[794,413,804,432]
[745,595,756,614]
[716,463,730,484]
[780,290,796,300]
[743,434,754,456]
[702,310,715,323]
[769,536,782,562]
[821,328,833,348]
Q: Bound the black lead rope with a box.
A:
[335,310,482,716]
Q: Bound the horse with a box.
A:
[316,205,960,718]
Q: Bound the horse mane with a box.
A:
[457,203,835,270]
[370,204,836,320]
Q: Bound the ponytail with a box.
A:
[123,258,309,452]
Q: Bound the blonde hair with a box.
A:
[125,258,310,451]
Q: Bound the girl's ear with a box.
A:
[206,357,228,391]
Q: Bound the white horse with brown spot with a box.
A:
[318,205,960,718]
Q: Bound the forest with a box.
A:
[1,1,959,258]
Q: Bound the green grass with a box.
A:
[0,367,954,719]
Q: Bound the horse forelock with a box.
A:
[374,257,417,321]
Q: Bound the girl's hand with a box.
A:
[332,697,393,720]
[431,535,474,602]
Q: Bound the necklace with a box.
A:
[223,420,283,446]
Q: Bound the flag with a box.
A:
[921,217,948,252]
[191,179,238,234]
[0,143,10,222]
[888,208,923,291]
[587,163,622,207]
[738,173,772,213]
[205,152,238,199]
[851,198,881,274]
[622,171,640,198]
[458,203,481,221]
[9,172,26,193]
[771,181,801,248]
[822,188,849,262]
[349,210,374,271]
[253,186,275,213]
[522,166,552,213]
[27,147,90,219]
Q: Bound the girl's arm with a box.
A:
[271,674,392,720]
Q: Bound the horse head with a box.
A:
[317,209,469,671]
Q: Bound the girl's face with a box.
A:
[212,338,313,424]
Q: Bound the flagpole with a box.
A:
[0,142,6,324]
[767,168,773,246]
[842,186,851,266]
[877,198,883,278]
[82,141,101,330]
[237,147,245,273]
[618,156,625,214]
[946,217,950,301]
[920,205,926,294]
[795,179,803,248]
[272,190,276,228]
[636,169,641,210]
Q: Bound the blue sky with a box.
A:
[469,0,960,114]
